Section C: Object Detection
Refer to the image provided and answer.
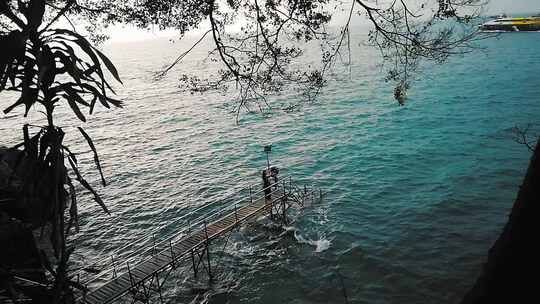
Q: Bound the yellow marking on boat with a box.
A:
[508,17,540,25]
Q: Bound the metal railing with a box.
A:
[76,174,293,287]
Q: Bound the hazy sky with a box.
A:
[107,0,540,42]
[488,0,540,14]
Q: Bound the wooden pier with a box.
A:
[79,177,301,304]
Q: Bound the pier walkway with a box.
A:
[79,176,299,304]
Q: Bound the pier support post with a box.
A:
[155,272,164,303]
[191,249,197,278]
[282,195,288,226]
[234,203,239,225]
[111,255,117,279]
[127,262,135,287]
[204,221,213,282]
[152,234,157,256]
[169,240,176,268]
[269,197,274,219]
[205,242,212,282]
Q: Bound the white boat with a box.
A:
[480,16,540,32]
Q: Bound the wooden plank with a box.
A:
[98,284,117,296]
[82,189,285,304]
[83,294,100,304]
[173,243,190,253]
[115,275,131,286]
[92,288,110,301]
[136,263,157,275]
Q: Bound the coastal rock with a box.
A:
[461,139,540,303]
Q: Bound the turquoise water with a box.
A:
[1,31,539,303]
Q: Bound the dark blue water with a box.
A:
[1,32,539,303]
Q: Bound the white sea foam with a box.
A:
[294,231,332,253]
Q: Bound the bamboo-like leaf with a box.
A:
[65,175,79,234]
[93,47,123,84]
[48,30,119,93]
[49,30,104,78]
[3,96,24,114]
[67,156,110,215]
[55,50,82,85]
[79,83,110,109]
[106,96,123,108]
[78,127,106,186]
[89,95,97,114]
[65,86,90,107]
[63,145,78,164]
[66,95,87,122]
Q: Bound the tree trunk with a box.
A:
[461,139,540,303]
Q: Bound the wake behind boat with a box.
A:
[480,16,540,32]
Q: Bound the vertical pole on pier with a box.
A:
[234,203,239,225]
[111,255,117,279]
[191,249,197,278]
[264,145,272,171]
[283,196,288,225]
[152,234,157,256]
[204,221,209,242]
[249,186,253,204]
[203,221,213,281]
[169,240,176,268]
[269,197,273,219]
[205,241,212,282]
[155,272,164,303]
[127,262,134,287]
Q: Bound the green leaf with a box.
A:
[93,47,123,84]
[64,86,90,107]
[78,127,106,186]
[65,175,79,235]
[67,156,110,215]
[66,95,87,122]
[3,96,24,114]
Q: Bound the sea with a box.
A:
[1,24,540,304]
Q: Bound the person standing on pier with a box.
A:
[262,169,271,200]
[270,167,280,190]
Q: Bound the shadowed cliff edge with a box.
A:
[461,139,540,303]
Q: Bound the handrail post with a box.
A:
[249,186,253,204]
[127,262,134,287]
[169,240,176,268]
[111,255,117,279]
[204,221,209,242]
[269,197,273,219]
[282,195,287,225]
[234,203,238,225]
[203,220,213,281]
[152,233,157,256]
[191,249,197,277]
